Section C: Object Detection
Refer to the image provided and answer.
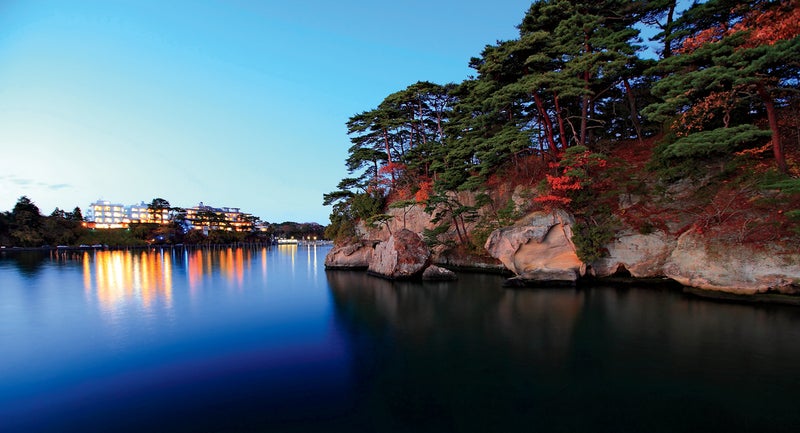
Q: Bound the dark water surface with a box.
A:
[2,246,799,432]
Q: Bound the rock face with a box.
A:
[592,230,676,278]
[368,229,431,279]
[432,245,506,273]
[485,210,583,283]
[422,265,458,281]
[324,241,375,269]
[330,201,800,299]
[663,229,800,295]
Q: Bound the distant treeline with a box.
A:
[0,196,326,248]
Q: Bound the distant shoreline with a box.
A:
[0,241,333,254]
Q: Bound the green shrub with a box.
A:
[572,221,615,263]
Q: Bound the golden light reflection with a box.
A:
[187,249,205,293]
[261,247,268,283]
[235,248,244,286]
[277,244,297,273]
[84,250,173,313]
[82,252,92,294]
[184,247,247,292]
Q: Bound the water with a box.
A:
[1,246,800,432]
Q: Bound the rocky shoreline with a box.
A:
[325,207,800,304]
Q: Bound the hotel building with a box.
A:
[184,202,254,232]
[86,200,127,228]
[85,200,170,228]
[85,200,257,233]
[128,202,169,224]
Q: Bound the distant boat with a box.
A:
[298,239,331,246]
[276,238,299,245]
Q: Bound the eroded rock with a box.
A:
[592,230,676,278]
[485,210,583,283]
[422,265,457,281]
[664,229,800,295]
[432,245,506,273]
[324,241,375,270]
[368,229,431,279]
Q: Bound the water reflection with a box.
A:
[326,272,800,432]
[276,244,297,274]
[2,246,800,432]
[326,270,587,365]
[0,251,47,276]
[83,250,173,313]
[177,245,321,298]
[0,246,347,433]
[271,244,321,282]
[185,247,251,292]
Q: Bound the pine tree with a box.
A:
[644,0,800,173]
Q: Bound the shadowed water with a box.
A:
[1,246,799,432]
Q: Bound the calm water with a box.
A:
[1,245,800,432]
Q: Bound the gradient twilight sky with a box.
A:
[0,0,533,223]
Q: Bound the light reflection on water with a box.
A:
[83,250,174,315]
[0,245,344,433]
[276,244,297,275]
[185,247,250,293]
[79,246,312,310]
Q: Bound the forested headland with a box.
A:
[324,0,800,263]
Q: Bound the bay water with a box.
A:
[1,245,799,432]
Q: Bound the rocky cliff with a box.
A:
[325,201,800,297]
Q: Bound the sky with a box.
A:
[0,0,534,224]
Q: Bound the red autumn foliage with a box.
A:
[534,150,608,211]
[534,193,573,209]
[678,24,730,54]
[415,180,432,203]
[678,0,800,55]
[378,162,406,178]
[388,185,413,202]
[674,89,741,134]
[737,0,800,48]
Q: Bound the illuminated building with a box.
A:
[85,200,170,229]
[127,202,169,224]
[85,200,256,232]
[184,202,255,232]
[86,200,127,229]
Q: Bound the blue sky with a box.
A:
[0,0,533,223]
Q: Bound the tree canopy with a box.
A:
[324,0,800,244]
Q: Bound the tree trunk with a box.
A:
[757,83,788,173]
[382,127,396,184]
[533,93,558,151]
[451,215,465,244]
[418,99,427,145]
[458,213,470,244]
[435,110,445,142]
[623,78,644,144]
[663,1,676,58]
[580,33,591,147]
[580,77,590,147]
[553,92,569,149]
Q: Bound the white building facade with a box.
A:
[86,200,126,228]
[86,200,170,228]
